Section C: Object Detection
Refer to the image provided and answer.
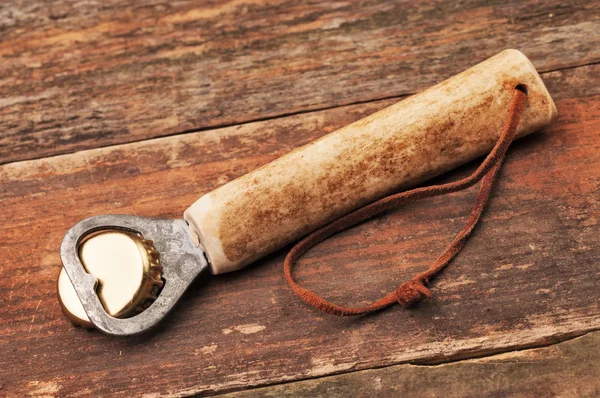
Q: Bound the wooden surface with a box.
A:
[1,0,599,164]
[1,1,599,397]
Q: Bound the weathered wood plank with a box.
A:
[1,0,599,163]
[0,64,599,396]
[223,331,600,397]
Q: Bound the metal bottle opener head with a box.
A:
[59,215,208,336]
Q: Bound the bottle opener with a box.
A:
[58,49,557,336]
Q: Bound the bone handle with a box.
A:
[185,49,557,275]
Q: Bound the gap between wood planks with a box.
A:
[217,329,600,397]
[1,60,598,168]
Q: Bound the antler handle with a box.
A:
[185,49,557,274]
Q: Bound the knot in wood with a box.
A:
[395,280,432,308]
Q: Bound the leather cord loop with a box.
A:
[284,87,528,316]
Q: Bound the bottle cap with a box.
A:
[58,230,163,327]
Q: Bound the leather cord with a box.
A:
[284,87,528,316]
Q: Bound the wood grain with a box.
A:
[1,62,598,396]
[224,331,600,397]
[1,0,599,163]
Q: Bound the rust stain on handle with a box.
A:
[185,49,557,274]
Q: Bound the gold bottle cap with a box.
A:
[57,230,163,327]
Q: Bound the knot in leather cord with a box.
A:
[395,280,431,308]
[284,87,528,317]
